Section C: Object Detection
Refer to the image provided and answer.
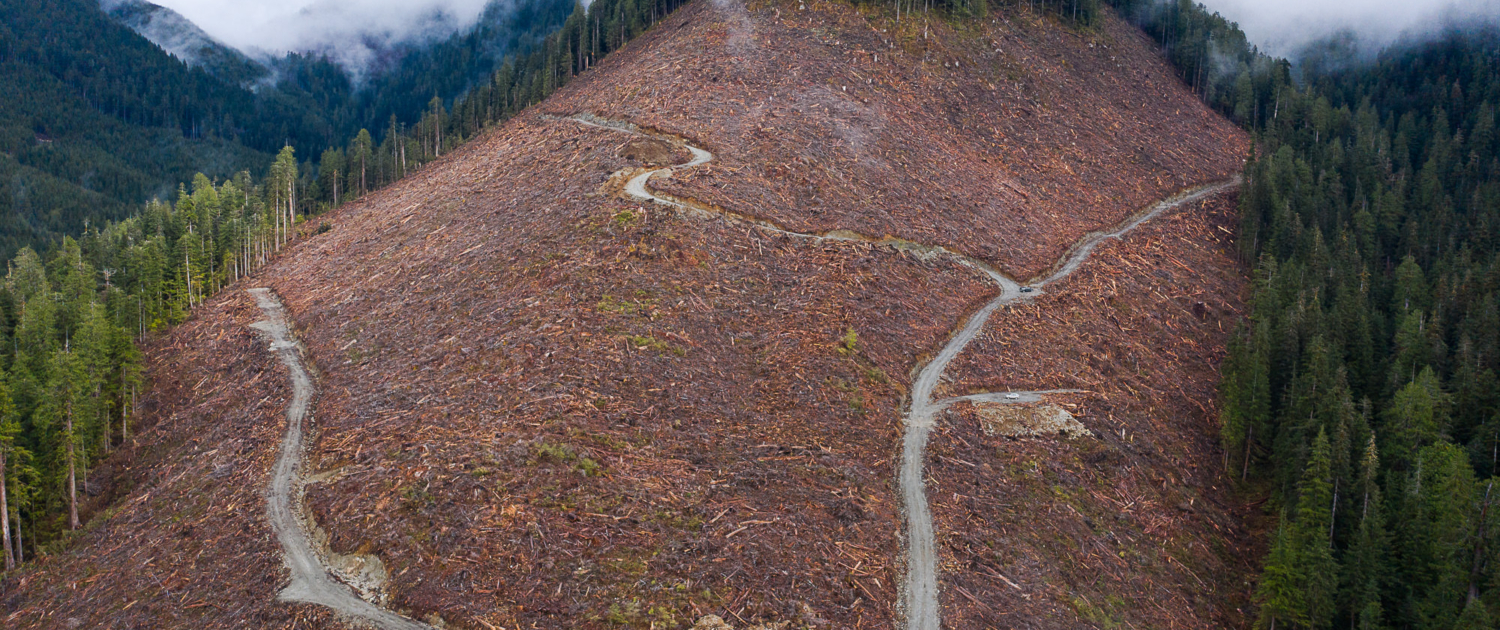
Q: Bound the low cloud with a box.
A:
[1198,0,1500,58]
[141,0,496,73]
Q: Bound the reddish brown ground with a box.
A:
[546,0,1246,278]
[0,297,338,628]
[931,191,1260,628]
[2,0,1253,628]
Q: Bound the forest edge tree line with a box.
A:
[0,0,690,571]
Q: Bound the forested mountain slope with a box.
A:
[0,0,576,260]
[2,0,1251,628]
[104,0,269,85]
[0,0,271,258]
[1215,26,1500,629]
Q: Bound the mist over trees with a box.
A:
[0,0,578,260]
[1124,0,1500,625]
[304,0,693,208]
[0,0,691,567]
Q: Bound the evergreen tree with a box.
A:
[38,348,86,531]
[1454,598,1491,630]
[1382,368,1450,471]
[1296,429,1341,628]
[1258,522,1308,629]
[1340,436,1388,629]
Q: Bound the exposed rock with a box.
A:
[690,615,792,630]
[692,615,734,630]
[977,403,1092,439]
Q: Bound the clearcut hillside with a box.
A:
[1,0,1251,628]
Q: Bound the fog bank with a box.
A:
[1197,0,1500,58]
[138,0,496,72]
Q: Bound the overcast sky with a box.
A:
[139,0,1498,63]
[1196,0,1500,56]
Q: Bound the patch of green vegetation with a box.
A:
[575,429,631,452]
[599,596,680,628]
[604,599,642,625]
[533,441,572,462]
[576,457,603,477]
[863,366,890,384]
[847,391,868,413]
[647,605,679,628]
[650,508,704,531]
[838,328,859,355]
[604,556,649,577]
[829,377,869,414]
[612,209,640,227]
[626,334,686,357]
[531,440,604,477]
[400,484,436,512]
[597,294,657,317]
[1070,594,1124,629]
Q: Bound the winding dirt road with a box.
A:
[564,114,1238,629]
[249,288,433,630]
[245,114,1234,627]
[894,181,1235,630]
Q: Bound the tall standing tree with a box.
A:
[1340,436,1389,627]
[0,376,16,570]
[352,129,373,196]
[41,348,86,531]
[1258,521,1307,629]
[1294,429,1341,628]
[319,148,346,208]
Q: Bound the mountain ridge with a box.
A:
[103,0,269,86]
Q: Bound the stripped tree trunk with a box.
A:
[67,402,79,530]
[1,446,13,570]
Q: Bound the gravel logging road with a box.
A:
[560,115,1237,629]
[247,114,1236,629]
[249,288,433,630]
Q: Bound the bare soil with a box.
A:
[544,0,1247,278]
[930,192,1260,628]
[623,137,689,166]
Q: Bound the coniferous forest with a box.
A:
[1233,39,1500,629]
[1112,0,1500,625]
[0,0,578,260]
[0,0,686,569]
